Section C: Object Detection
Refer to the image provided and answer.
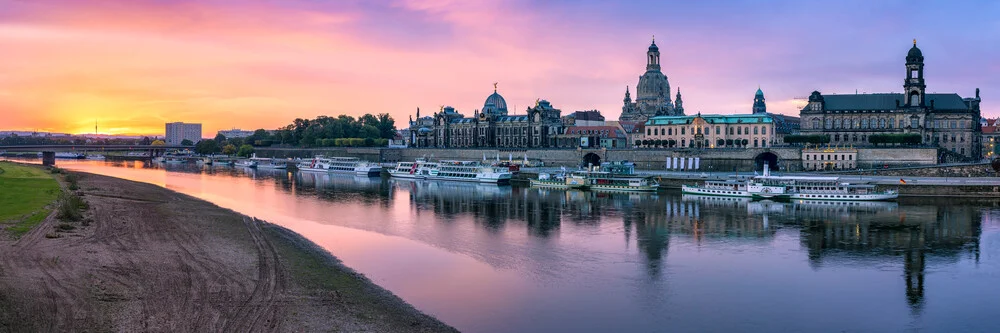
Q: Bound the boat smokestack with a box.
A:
[763,162,770,177]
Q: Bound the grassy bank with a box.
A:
[0,162,60,237]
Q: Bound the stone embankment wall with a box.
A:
[256,147,939,172]
[838,163,997,178]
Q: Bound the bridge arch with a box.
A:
[582,152,601,168]
[754,152,779,172]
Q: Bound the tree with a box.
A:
[214,133,227,143]
[140,136,152,145]
[668,140,676,147]
[236,144,254,158]
[742,139,749,146]
[151,140,166,146]
[717,139,725,147]
[222,144,237,155]
[194,139,220,155]
[180,139,194,146]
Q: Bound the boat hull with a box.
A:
[681,185,751,198]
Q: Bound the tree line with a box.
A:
[190,113,398,156]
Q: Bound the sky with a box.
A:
[1,0,998,136]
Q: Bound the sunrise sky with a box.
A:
[1,0,998,136]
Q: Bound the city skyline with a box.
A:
[1,0,998,135]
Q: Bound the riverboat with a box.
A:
[164,157,185,164]
[388,159,512,184]
[297,156,382,176]
[234,159,257,168]
[529,172,589,190]
[252,157,287,169]
[576,161,659,192]
[681,163,897,201]
[55,152,86,159]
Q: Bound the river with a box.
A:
[38,159,1000,332]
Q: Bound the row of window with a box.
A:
[805,154,854,161]
[813,118,973,130]
[647,126,768,136]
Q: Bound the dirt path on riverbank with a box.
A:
[0,172,457,332]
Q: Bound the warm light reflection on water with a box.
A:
[29,159,1000,332]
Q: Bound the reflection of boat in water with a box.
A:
[682,162,897,201]
[683,192,900,217]
[297,171,379,189]
[392,178,510,199]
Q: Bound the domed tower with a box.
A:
[752,87,767,114]
[635,37,673,117]
[904,39,925,107]
[482,83,509,116]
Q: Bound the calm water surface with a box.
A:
[44,160,1000,332]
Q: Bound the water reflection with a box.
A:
[37,159,999,333]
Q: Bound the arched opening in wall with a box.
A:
[583,153,601,168]
[754,152,779,172]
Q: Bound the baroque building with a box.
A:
[642,114,777,149]
[620,38,684,123]
[800,41,982,159]
[408,85,564,148]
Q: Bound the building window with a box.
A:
[951,121,957,129]
[835,134,840,141]
[861,119,868,129]
[668,128,673,135]
[737,127,741,135]
[762,127,767,135]
[754,139,758,147]
[716,126,720,135]
[888,120,894,129]
[880,118,886,128]
[682,139,686,147]
[681,128,686,135]
[834,119,841,129]
[754,127,759,135]
[647,128,651,135]
[911,118,919,128]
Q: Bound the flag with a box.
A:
[899,179,906,184]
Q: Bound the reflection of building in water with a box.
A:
[798,204,981,314]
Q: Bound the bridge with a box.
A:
[0,145,187,166]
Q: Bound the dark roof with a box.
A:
[572,110,605,121]
[805,93,969,111]
[908,45,923,58]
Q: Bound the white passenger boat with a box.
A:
[55,152,86,159]
[252,157,287,169]
[234,159,258,168]
[297,156,382,177]
[85,154,106,160]
[388,159,512,184]
[681,163,897,201]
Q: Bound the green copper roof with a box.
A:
[645,114,774,126]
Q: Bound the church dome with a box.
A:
[648,41,658,52]
[483,90,508,115]
[755,87,764,96]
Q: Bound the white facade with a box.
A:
[165,122,202,145]
[217,129,254,138]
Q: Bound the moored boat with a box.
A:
[297,156,382,177]
[529,172,589,190]
[388,159,512,184]
[681,163,897,201]
[578,161,659,192]
[234,159,258,168]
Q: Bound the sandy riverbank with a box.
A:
[0,170,458,332]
